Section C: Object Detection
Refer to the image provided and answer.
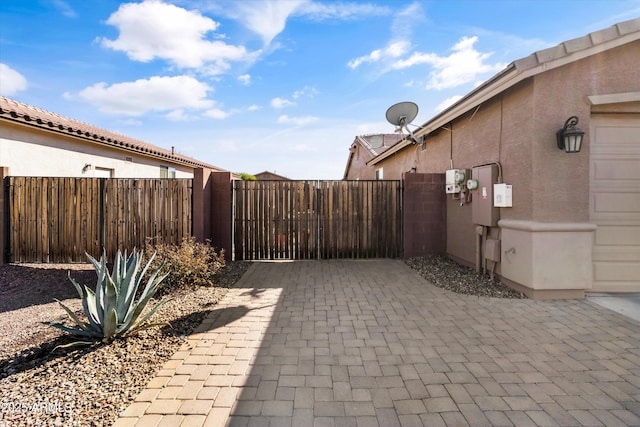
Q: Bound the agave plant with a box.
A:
[46,249,169,346]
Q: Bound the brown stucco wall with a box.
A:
[344,145,376,180]
[372,40,640,269]
[403,173,446,258]
[530,41,640,222]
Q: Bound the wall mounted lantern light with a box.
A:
[556,116,585,153]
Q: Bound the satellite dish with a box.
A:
[385,101,422,144]
[368,135,383,149]
[386,101,418,127]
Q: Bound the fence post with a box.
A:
[0,166,8,264]
[193,168,212,243]
[210,172,232,261]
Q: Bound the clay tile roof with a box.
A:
[0,96,226,171]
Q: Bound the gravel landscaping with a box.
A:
[405,254,527,299]
[0,255,522,426]
[0,261,251,427]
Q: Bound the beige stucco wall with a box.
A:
[0,121,194,178]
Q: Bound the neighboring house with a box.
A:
[343,134,404,180]
[254,171,290,180]
[350,18,640,298]
[0,96,228,178]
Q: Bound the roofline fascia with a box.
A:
[343,151,354,179]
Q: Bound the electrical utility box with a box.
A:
[471,164,500,226]
[445,169,468,194]
[493,183,513,207]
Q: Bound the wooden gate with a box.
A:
[233,180,402,260]
[7,177,192,263]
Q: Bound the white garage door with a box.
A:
[590,115,640,292]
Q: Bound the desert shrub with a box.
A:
[46,250,169,346]
[145,237,225,295]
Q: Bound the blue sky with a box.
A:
[1,1,639,179]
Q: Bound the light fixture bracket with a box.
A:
[556,115,585,153]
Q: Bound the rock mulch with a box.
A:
[405,254,526,299]
[0,261,251,427]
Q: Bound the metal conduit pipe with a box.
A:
[475,225,484,273]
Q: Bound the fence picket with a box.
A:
[232,180,402,261]
[7,177,192,263]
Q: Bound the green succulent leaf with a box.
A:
[53,340,96,351]
[45,249,168,345]
[54,299,91,332]
[44,322,98,338]
[103,307,118,340]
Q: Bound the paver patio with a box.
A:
[116,259,640,427]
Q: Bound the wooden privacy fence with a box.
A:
[233,180,402,260]
[7,177,192,263]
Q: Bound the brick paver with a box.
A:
[117,260,640,426]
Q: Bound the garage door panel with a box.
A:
[592,192,640,214]
[593,123,640,147]
[592,158,640,181]
[590,115,640,292]
[594,225,640,246]
[593,246,640,261]
[594,261,640,282]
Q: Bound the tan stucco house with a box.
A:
[254,171,291,180]
[0,96,228,178]
[348,18,640,298]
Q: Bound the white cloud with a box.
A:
[238,74,252,85]
[165,109,193,121]
[101,0,257,72]
[347,40,410,69]
[229,0,306,45]
[390,2,423,40]
[77,75,213,116]
[204,108,230,119]
[435,95,463,112]
[350,33,505,90]
[292,86,319,99]
[277,115,318,126]
[347,2,421,69]
[0,64,28,96]
[248,104,261,111]
[347,2,502,90]
[52,0,77,18]
[196,0,389,47]
[270,86,318,110]
[297,2,390,21]
[271,97,295,109]
[393,36,506,90]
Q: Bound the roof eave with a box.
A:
[0,112,224,171]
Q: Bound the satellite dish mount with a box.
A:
[385,101,422,144]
